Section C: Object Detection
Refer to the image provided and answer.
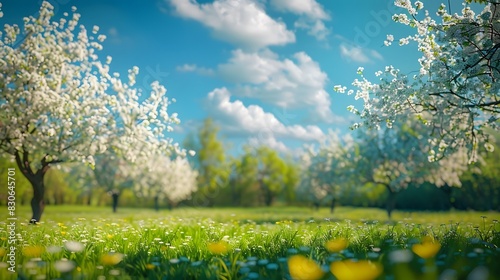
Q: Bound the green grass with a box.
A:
[1,206,499,279]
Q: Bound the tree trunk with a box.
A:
[87,189,92,206]
[313,201,320,211]
[154,196,160,212]
[30,179,46,223]
[265,190,273,206]
[111,193,119,213]
[438,184,454,210]
[15,152,53,223]
[386,190,397,220]
[330,197,336,214]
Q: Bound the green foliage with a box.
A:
[228,147,260,206]
[188,118,229,207]
[452,132,500,211]
[0,154,32,205]
[225,145,299,207]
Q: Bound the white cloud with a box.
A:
[294,18,329,41]
[248,135,289,153]
[176,64,214,76]
[270,0,330,41]
[206,87,325,143]
[176,64,197,72]
[339,43,383,63]
[217,49,337,123]
[168,0,295,50]
[270,0,329,20]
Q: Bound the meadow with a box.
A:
[1,206,499,280]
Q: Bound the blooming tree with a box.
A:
[335,0,499,162]
[91,153,138,213]
[354,117,469,218]
[0,2,182,222]
[134,154,198,211]
[298,132,356,213]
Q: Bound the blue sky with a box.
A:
[2,0,456,155]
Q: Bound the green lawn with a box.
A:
[1,206,499,279]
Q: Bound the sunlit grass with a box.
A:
[0,206,499,279]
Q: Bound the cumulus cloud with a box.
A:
[217,49,337,123]
[270,0,330,41]
[339,43,383,63]
[168,0,295,50]
[271,0,329,19]
[248,135,289,153]
[206,87,325,143]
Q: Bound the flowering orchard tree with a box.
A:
[335,0,499,162]
[91,153,137,213]
[134,154,198,211]
[0,2,182,222]
[355,117,469,218]
[298,132,356,213]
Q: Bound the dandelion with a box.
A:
[288,255,324,280]
[101,253,124,266]
[0,248,6,257]
[325,238,348,253]
[22,245,45,258]
[412,236,441,259]
[54,260,76,273]
[207,241,229,255]
[64,241,85,253]
[330,260,382,280]
[47,246,62,254]
[146,263,156,270]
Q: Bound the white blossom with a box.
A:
[338,1,500,162]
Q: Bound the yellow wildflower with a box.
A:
[325,238,348,253]
[207,241,229,255]
[412,236,441,259]
[0,248,6,257]
[22,245,45,258]
[146,263,156,270]
[330,260,383,280]
[101,253,124,265]
[288,255,325,280]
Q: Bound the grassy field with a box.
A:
[1,205,499,279]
